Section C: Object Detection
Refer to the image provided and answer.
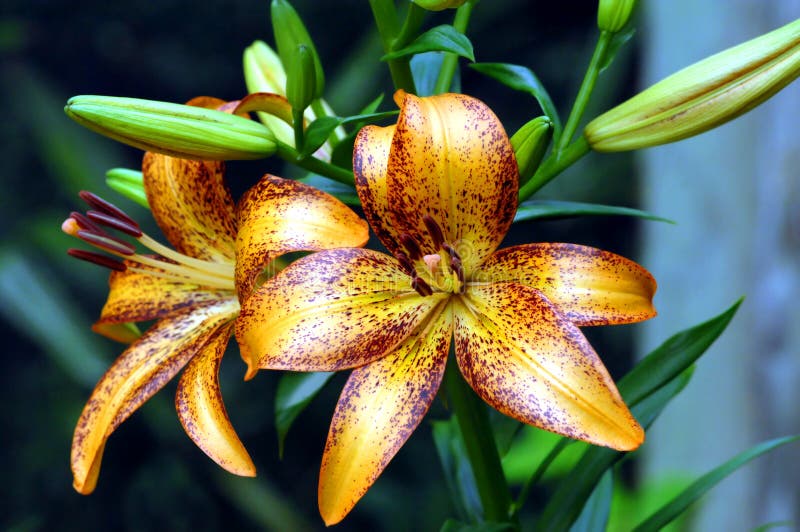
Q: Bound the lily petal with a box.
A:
[385,91,518,273]
[454,283,643,451]
[71,299,238,494]
[94,259,235,325]
[236,248,444,377]
[475,243,657,326]
[353,123,402,256]
[142,152,237,262]
[234,175,369,299]
[176,322,256,477]
[318,304,453,526]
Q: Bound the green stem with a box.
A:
[393,2,426,49]
[518,135,589,201]
[292,109,305,150]
[444,362,513,524]
[555,30,613,155]
[275,142,355,185]
[433,1,475,95]
[369,0,417,93]
[511,438,573,517]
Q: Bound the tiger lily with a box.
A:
[236,91,657,524]
[63,151,368,495]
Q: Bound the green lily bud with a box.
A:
[243,40,287,96]
[511,116,553,182]
[65,96,276,160]
[597,0,637,33]
[286,44,317,115]
[105,168,148,208]
[271,0,325,100]
[412,0,467,11]
[585,17,800,152]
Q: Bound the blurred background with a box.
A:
[1,0,797,530]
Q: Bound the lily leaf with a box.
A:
[535,298,742,529]
[296,175,360,206]
[570,470,613,532]
[274,371,335,457]
[433,418,483,524]
[599,26,636,73]
[440,519,516,532]
[514,200,673,224]
[412,52,461,96]
[469,62,562,141]
[488,409,524,458]
[383,25,475,62]
[632,435,800,532]
[330,94,386,167]
[537,367,695,532]
[301,110,399,157]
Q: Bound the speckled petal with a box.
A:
[142,152,237,262]
[385,91,518,274]
[474,243,657,326]
[71,299,238,494]
[353,123,403,256]
[318,304,453,526]
[234,175,369,299]
[94,259,234,325]
[454,283,643,451]
[235,248,445,377]
[176,322,255,477]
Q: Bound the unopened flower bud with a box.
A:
[597,0,637,33]
[412,0,467,11]
[271,0,325,100]
[105,168,148,209]
[286,44,317,115]
[510,116,552,182]
[243,40,287,96]
[585,18,800,152]
[65,96,276,160]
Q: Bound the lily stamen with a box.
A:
[65,192,235,290]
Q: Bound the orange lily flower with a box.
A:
[63,151,368,495]
[236,91,657,525]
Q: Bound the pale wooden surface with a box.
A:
[638,1,800,530]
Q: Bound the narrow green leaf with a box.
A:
[412,51,461,96]
[570,470,613,532]
[302,110,399,156]
[274,371,335,457]
[440,519,516,532]
[599,27,636,72]
[469,62,562,141]
[514,200,673,224]
[536,367,694,532]
[632,435,800,532]
[433,418,484,523]
[296,175,359,206]
[383,25,475,62]
[617,299,742,405]
[488,409,524,458]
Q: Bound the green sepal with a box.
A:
[274,371,335,458]
[510,116,552,184]
[632,435,800,531]
[382,25,475,62]
[513,200,673,224]
[469,62,562,142]
[65,96,276,160]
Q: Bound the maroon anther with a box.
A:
[76,230,137,256]
[398,233,423,260]
[67,248,127,272]
[422,215,444,249]
[442,243,460,261]
[395,252,416,275]
[87,210,144,237]
[69,211,107,235]
[79,191,140,230]
[411,276,433,297]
